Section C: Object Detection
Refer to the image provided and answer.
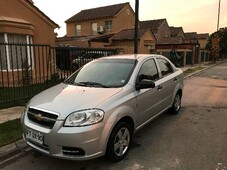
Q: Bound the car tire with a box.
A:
[71,64,79,72]
[106,121,132,162]
[170,92,182,114]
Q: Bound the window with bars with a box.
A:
[0,33,33,70]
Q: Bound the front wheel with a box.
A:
[106,122,132,162]
[170,92,182,114]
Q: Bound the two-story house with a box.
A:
[57,2,156,54]
[57,3,135,47]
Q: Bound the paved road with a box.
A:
[182,62,227,108]
[2,62,227,170]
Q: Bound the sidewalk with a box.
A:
[0,106,24,124]
[0,60,225,166]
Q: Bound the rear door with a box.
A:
[155,58,176,109]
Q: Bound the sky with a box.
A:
[33,0,227,37]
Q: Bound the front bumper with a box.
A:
[22,115,106,160]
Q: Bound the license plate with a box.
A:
[26,129,43,145]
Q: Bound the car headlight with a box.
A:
[64,109,104,127]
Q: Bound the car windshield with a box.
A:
[64,59,137,88]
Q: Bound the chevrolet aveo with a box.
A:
[21,54,183,162]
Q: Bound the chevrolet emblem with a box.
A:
[35,114,44,121]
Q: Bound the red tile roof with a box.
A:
[56,35,95,42]
[66,3,129,23]
[170,27,184,36]
[158,37,184,44]
[111,29,150,40]
[139,19,166,30]
[185,32,209,40]
[90,34,115,43]
[197,33,209,39]
[184,32,198,40]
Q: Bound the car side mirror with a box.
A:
[136,79,155,90]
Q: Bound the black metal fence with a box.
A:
[0,43,119,108]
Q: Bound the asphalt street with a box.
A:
[2,61,227,170]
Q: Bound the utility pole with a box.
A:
[216,0,221,60]
[217,0,221,31]
[134,0,139,54]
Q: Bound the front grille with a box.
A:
[27,108,58,129]
[62,146,85,156]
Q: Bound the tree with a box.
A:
[206,27,227,56]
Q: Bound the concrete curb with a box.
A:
[0,139,30,167]
[183,61,223,79]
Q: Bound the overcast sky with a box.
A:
[33,0,227,37]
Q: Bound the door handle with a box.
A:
[157,85,163,91]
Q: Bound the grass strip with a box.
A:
[0,119,22,147]
[183,67,205,77]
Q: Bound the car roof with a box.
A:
[100,54,165,61]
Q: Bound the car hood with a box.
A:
[29,83,123,119]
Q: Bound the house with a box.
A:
[0,0,58,45]
[108,28,156,54]
[196,33,209,49]
[0,0,59,86]
[57,2,135,47]
[139,19,171,42]
[197,33,209,62]
[58,2,210,66]
[185,32,209,62]
[170,27,184,38]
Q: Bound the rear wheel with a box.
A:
[106,122,132,162]
[170,92,182,114]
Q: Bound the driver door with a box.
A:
[135,59,161,127]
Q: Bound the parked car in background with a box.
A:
[71,51,110,72]
[56,47,114,71]
[21,54,183,162]
[55,47,85,70]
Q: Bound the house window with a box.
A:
[0,33,33,70]
[105,21,112,30]
[75,24,81,36]
[91,23,97,35]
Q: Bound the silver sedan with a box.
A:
[21,54,183,162]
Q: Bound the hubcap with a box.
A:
[174,94,181,111]
[114,127,130,157]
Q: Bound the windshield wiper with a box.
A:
[64,79,80,86]
[78,81,109,88]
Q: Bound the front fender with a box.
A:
[100,105,136,154]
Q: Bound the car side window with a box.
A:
[157,58,173,77]
[138,59,159,81]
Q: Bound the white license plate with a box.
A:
[26,129,43,145]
